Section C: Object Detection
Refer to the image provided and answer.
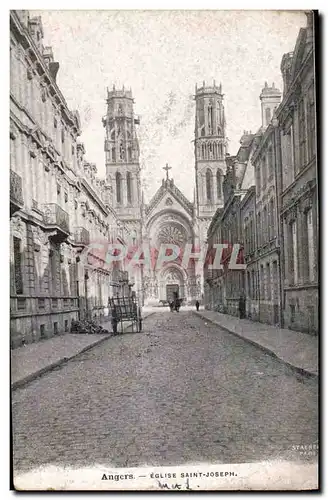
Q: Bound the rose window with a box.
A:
[156,224,187,246]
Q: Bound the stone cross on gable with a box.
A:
[163,163,172,181]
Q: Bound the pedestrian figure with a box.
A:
[111,304,118,334]
[239,294,246,319]
[195,300,200,311]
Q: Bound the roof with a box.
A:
[145,177,194,217]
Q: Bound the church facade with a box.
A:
[103,82,228,305]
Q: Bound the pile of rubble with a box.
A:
[70,319,110,335]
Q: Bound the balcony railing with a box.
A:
[10,170,24,214]
[74,227,90,246]
[43,203,69,234]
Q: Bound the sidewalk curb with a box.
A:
[12,312,156,391]
[194,311,318,380]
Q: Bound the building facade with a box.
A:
[139,82,228,305]
[10,11,131,347]
[250,83,282,326]
[277,12,318,334]
[204,12,318,335]
[204,131,257,316]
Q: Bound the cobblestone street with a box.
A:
[12,311,318,474]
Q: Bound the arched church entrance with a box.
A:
[159,265,186,302]
[143,209,197,306]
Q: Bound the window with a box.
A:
[265,107,271,125]
[116,172,122,203]
[61,128,65,144]
[257,212,262,246]
[40,324,45,338]
[266,263,271,300]
[127,172,132,204]
[263,206,268,243]
[291,220,298,284]
[64,192,68,203]
[54,117,57,128]
[307,83,316,161]
[57,183,61,195]
[13,237,23,295]
[251,270,256,299]
[216,170,222,199]
[262,157,267,189]
[208,104,213,134]
[269,198,275,240]
[267,146,273,178]
[65,320,69,332]
[206,169,212,202]
[299,98,307,168]
[112,147,116,162]
[250,222,253,252]
[53,322,58,335]
[256,165,261,193]
[50,248,57,294]
[272,260,278,302]
[260,265,265,299]
[306,208,314,282]
[72,145,75,155]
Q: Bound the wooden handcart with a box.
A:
[108,295,142,334]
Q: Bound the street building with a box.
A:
[277,12,318,334]
[203,12,317,335]
[250,83,282,326]
[10,11,131,347]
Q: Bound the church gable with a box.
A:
[145,178,194,221]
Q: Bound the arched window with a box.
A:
[127,172,132,204]
[111,147,116,162]
[216,169,222,199]
[206,169,212,202]
[202,144,205,159]
[110,129,115,141]
[265,107,271,125]
[116,172,122,203]
[208,105,213,133]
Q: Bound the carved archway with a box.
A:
[158,264,187,302]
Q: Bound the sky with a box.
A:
[33,10,307,202]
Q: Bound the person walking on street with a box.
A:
[239,294,246,319]
[195,300,200,311]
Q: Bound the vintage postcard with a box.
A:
[10,9,319,491]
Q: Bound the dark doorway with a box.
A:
[166,284,179,303]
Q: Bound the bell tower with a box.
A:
[103,85,141,221]
[194,81,227,219]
